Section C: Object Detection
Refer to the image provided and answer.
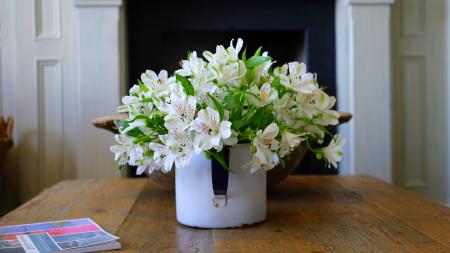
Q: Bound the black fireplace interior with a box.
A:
[126,0,337,175]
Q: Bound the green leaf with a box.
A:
[249,107,275,130]
[271,76,288,98]
[245,56,271,69]
[126,127,145,138]
[241,47,247,61]
[175,73,195,96]
[208,94,224,120]
[224,92,246,123]
[140,97,153,103]
[233,107,256,131]
[148,114,168,134]
[138,79,149,93]
[254,46,262,57]
[207,150,234,173]
[223,93,237,110]
[128,115,150,123]
[144,149,154,158]
[245,68,255,83]
[115,119,129,129]
[187,51,191,60]
[117,164,125,171]
[203,151,212,160]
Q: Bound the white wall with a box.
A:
[336,0,394,182]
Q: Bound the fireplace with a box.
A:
[125,0,337,175]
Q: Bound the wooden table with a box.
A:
[1,176,449,252]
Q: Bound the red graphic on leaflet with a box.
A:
[1,224,100,240]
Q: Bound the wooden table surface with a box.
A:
[1,176,449,253]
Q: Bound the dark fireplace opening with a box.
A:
[128,30,305,79]
[126,0,337,175]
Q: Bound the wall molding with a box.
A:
[34,0,61,40]
[401,56,427,188]
[395,0,427,189]
[401,0,425,36]
[36,58,63,189]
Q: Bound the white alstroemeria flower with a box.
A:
[223,129,239,146]
[203,45,228,66]
[117,90,154,117]
[192,107,232,151]
[211,128,239,152]
[312,95,339,126]
[149,130,195,172]
[117,95,139,113]
[141,70,174,98]
[273,64,290,88]
[190,68,217,99]
[135,158,156,175]
[314,110,340,126]
[110,134,132,165]
[244,155,263,173]
[246,83,278,107]
[176,51,207,76]
[288,62,317,94]
[280,131,305,157]
[149,141,176,172]
[165,130,196,168]
[122,117,146,133]
[164,95,197,130]
[110,134,144,166]
[121,95,140,105]
[205,88,226,109]
[203,39,246,85]
[320,134,346,168]
[217,60,246,85]
[203,38,243,67]
[244,153,279,173]
[292,119,326,143]
[253,52,273,84]
[275,93,296,126]
[252,123,280,165]
[228,38,244,60]
[296,89,332,119]
[244,155,270,174]
[129,84,142,96]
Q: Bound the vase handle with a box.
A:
[211,148,230,207]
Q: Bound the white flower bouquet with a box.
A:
[111,38,345,175]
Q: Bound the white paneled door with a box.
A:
[392,0,450,205]
[0,0,123,203]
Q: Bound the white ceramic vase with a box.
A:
[175,144,266,228]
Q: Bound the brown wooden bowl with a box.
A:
[92,112,352,189]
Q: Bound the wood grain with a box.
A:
[0,179,146,234]
[1,176,449,253]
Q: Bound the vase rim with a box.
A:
[228,143,251,149]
